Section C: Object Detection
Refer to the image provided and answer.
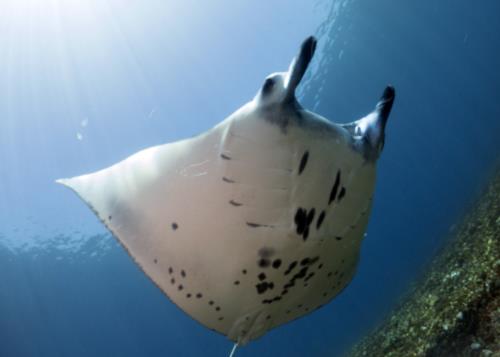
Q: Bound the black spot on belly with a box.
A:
[294,208,307,234]
[170,278,175,284]
[196,293,202,298]
[307,209,315,225]
[208,301,214,306]
[234,280,240,285]
[229,200,242,206]
[338,187,346,201]
[222,176,235,183]
[298,151,309,175]
[218,317,224,321]
[336,236,343,241]
[301,257,310,266]
[186,293,191,298]
[316,211,326,229]
[171,222,178,230]
[216,306,221,311]
[168,267,173,274]
[181,270,186,278]
[303,227,310,240]
[305,272,315,282]
[258,273,266,281]
[178,284,183,291]
[242,269,247,275]
[258,259,271,268]
[295,267,308,279]
[154,259,158,264]
[108,215,112,221]
[256,282,270,294]
[272,259,282,269]
[329,170,341,205]
[295,208,316,241]
[284,261,298,275]
[220,153,231,160]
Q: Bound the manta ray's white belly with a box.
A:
[59,113,376,344]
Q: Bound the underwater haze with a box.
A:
[1,0,499,356]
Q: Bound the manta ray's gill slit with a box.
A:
[247,222,274,228]
[222,176,236,183]
[298,151,309,175]
[229,200,242,206]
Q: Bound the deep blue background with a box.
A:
[1,1,499,356]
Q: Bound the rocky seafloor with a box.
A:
[347,170,500,357]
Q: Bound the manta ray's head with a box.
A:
[255,36,316,107]
[253,36,396,161]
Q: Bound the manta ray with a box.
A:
[58,36,395,352]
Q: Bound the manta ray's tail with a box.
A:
[229,343,239,357]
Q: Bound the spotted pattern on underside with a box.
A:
[298,151,309,175]
[165,266,227,322]
[256,255,329,309]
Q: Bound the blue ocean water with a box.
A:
[1,1,499,356]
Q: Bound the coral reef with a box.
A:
[348,170,500,357]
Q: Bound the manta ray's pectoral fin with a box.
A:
[343,85,395,160]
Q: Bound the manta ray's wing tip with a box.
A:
[55,178,66,185]
[56,178,70,186]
